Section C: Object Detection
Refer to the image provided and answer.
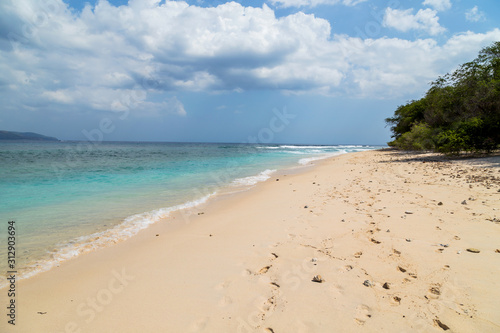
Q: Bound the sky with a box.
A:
[0,0,499,144]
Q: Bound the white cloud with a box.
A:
[422,0,451,11]
[465,6,486,22]
[383,8,446,36]
[0,0,499,115]
[163,96,187,116]
[269,0,366,8]
[41,90,74,104]
[345,29,500,97]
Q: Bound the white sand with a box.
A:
[2,149,499,332]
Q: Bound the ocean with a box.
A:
[0,141,380,287]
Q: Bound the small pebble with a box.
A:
[466,248,480,253]
[312,275,324,283]
[382,282,390,289]
[363,280,374,287]
[437,202,443,206]
[434,319,450,330]
[461,200,467,205]
[405,211,413,214]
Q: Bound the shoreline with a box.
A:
[0,147,352,290]
[0,149,338,290]
[2,149,499,332]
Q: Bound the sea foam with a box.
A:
[231,169,276,186]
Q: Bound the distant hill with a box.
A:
[0,130,59,141]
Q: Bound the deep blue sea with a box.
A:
[0,141,380,287]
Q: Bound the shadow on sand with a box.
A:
[377,148,500,168]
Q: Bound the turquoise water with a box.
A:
[0,141,380,286]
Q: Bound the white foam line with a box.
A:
[231,169,276,186]
[280,145,340,149]
[298,151,347,165]
[0,147,379,288]
[0,192,216,289]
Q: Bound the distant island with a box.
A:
[0,130,59,141]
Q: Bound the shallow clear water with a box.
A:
[0,141,380,286]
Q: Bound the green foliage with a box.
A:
[390,123,435,150]
[386,41,500,155]
[385,98,426,139]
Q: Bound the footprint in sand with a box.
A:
[261,295,277,313]
[214,280,231,291]
[391,295,402,305]
[328,283,345,297]
[218,295,233,307]
[427,284,441,299]
[258,265,271,275]
[354,304,372,325]
[296,320,319,333]
[340,265,353,272]
[188,316,209,332]
[241,269,253,276]
[258,275,272,284]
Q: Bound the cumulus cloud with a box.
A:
[344,29,500,97]
[465,6,486,22]
[422,0,451,11]
[0,0,499,120]
[268,0,366,8]
[163,96,187,116]
[383,8,446,36]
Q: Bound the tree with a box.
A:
[386,41,500,154]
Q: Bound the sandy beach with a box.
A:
[2,149,500,333]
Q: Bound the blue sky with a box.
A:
[1,0,499,144]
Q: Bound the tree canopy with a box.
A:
[385,41,500,155]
